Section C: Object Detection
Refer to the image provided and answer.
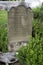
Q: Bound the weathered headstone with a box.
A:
[0,2,33,65]
[8,2,33,51]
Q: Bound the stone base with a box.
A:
[0,52,19,65]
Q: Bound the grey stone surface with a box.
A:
[0,52,18,65]
[8,2,33,51]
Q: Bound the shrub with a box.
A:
[32,19,43,37]
[0,10,8,52]
[0,10,7,25]
[32,5,43,38]
[17,35,43,65]
[0,24,8,52]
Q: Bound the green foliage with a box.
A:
[32,5,43,38]
[0,10,7,25]
[17,35,43,65]
[0,24,8,52]
[17,45,27,64]
[0,10,8,52]
[33,19,43,37]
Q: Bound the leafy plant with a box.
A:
[0,10,7,25]
[17,35,43,65]
[0,24,8,52]
[32,5,43,38]
[0,10,8,52]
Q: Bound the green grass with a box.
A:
[0,10,7,25]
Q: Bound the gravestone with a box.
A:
[8,2,33,51]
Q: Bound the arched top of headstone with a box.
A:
[7,2,32,11]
